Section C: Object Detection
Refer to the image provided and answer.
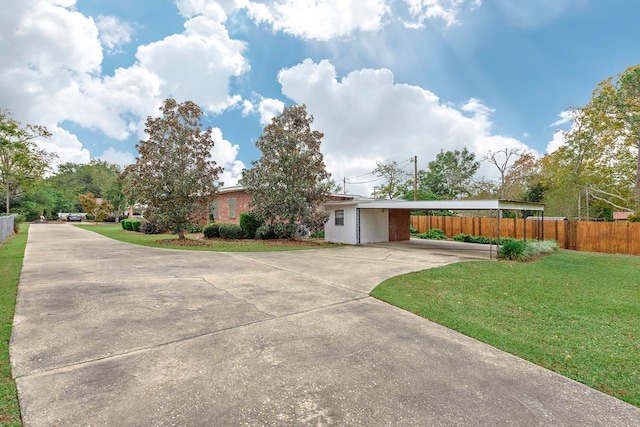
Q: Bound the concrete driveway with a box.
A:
[10,225,640,426]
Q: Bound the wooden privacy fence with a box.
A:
[410,216,640,256]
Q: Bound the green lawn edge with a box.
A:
[0,225,28,427]
[75,224,337,252]
[370,250,640,407]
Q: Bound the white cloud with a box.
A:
[550,110,575,127]
[403,0,478,28]
[38,126,92,168]
[96,15,133,53]
[210,128,246,187]
[99,147,136,167]
[257,98,285,125]
[277,59,531,195]
[176,0,247,20]
[135,15,249,113]
[546,129,565,154]
[0,0,249,171]
[245,0,390,40]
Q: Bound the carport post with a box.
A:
[496,209,501,259]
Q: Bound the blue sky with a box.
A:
[2,0,639,195]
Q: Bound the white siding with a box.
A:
[325,205,358,244]
[359,209,388,243]
[325,206,389,244]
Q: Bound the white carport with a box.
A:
[324,199,545,257]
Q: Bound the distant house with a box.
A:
[613,211,633,222]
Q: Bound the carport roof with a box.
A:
[325,199,544,212]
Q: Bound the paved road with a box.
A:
[10,225,640,426]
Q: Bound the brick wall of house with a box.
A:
[389,209,411,241]
[215,189,252,224]
[192,189,360,227]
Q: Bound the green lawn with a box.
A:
[0,225,28,427]
[370,250,640,407]
[75,224,336,251]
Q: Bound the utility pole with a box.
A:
[413,155,418,201]
[343,177,346,194]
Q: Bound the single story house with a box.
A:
[193,186,356,226]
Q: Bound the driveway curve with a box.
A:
[10,225,640,426]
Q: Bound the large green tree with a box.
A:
[240,104,331,237]
[123,99,223,239]
[0,110,55,213]
[47,159,124,213]
[422,148,480,199]
[540,64,640,219]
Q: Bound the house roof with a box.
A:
[613,211,633,220]
[325,198,545,212]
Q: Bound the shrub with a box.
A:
[121,219,132,230]
[239,212,263,239]
[499,238,526,260]
[130,219,142,232]
[409,225,418,235]
[453,233,471,242]
[202,223,220,238]
[140,221,159,234]
[417,228,448,240]
[255,225,277,240]
[219,223,243,239]
[187,223,203,233]
[311,230,325,239]
[272,222,299,239]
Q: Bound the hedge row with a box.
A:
[121,219,141,232]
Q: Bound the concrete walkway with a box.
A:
[10,225,640,426]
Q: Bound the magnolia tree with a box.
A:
[240,104,331,238]
[123,99,222,238]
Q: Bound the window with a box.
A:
[335,209,344,226]
[209,200,219,222]
[229,198,236,219]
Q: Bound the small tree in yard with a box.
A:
[79,192,113,223]
[240,104,331,238]
[123,99,223,239]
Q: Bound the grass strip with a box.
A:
[75,224,336,252]
[0,225,28,427]
[370,250,640,407]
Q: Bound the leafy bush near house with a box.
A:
[239,212,263,239]
[311,230,325,239]
[203,223,220,238]
[628,212,640,222]
[219,223,243,239]
[416,228,448,240]
[121,219,132,230]
[409,225,418,235]
[255,225,277,240]
[140,221,159,234]
[187,223,203,233]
